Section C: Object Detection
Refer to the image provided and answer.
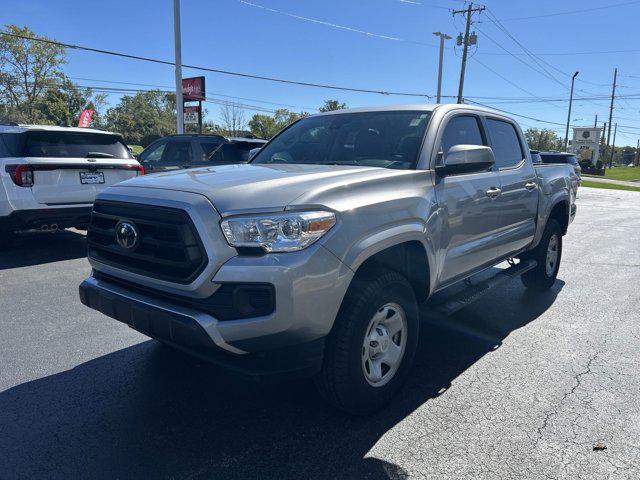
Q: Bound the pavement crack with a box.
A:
[535,352,599,445]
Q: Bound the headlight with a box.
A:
[220,211,336,252]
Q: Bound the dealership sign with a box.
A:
[182,76,206,101]
[184,105,200,124]
[571,127,602,165]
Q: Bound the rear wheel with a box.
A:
[521,219,562,291]
[315,268,419,415]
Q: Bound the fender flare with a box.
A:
[341,221,437,297]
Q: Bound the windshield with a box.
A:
[19,131,132,159]
[251,110,432,169]
[208,141,265,163]
[540,153,578,165]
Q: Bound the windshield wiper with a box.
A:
[319,160,361,166]
[86,152,115,158]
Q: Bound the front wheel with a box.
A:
[315,268,419,415]
[521,219,562,291]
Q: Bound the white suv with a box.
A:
[0,124,143,240]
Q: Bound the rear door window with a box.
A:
[540,154,577,165]
[198,141,224,162]
[160,141,193,167]
[139,141,167,164]
[23,131,132,159]
[485,119,524,169]
[208,143,258,163]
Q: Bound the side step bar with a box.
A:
[430,259,537,316]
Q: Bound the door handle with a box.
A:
[525,181,537,191]
[486,187,502,199]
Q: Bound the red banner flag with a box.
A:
[78,109,94,128]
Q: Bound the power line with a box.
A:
[480,47,640,57]
[465,99,587,128]
[0,30,432,98]
[66,76,317,110]
[481,9,611,110]
[501,0,640,21]
[235,0,446,50]
[236,0,405,42]
[481,12,568,89]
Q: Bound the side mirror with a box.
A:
[436,144,495,175]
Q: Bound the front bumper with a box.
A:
[79,274,326,378]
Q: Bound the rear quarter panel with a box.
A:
[531,163,577,247]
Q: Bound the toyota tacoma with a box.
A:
[79,104,578,414]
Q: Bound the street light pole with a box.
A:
[564,71,579,151]
[432,32,451,104]
[173,0,184,134]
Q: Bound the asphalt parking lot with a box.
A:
[1,187,638,480]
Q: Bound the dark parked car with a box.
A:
[137,134,267,173]
[539,151,581,178]
[529,149,542,164]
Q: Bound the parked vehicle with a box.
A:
[137,134,267,173]
[529,149,542,164]
[0,124,143,240]
[539,151,581,178]
[79,104,578,414]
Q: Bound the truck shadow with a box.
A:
[0,279,564,480]
[0,230,87,269]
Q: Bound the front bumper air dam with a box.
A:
[79,275,325,379]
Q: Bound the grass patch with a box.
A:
[583,166,640,182]
[581,180,640,192]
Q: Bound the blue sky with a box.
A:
[2,0,640,145]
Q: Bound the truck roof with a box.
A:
[0,124,120,136]
[311,102,511,118]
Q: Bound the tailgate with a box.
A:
[28,159,142,205]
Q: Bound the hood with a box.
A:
[114,163,415,216]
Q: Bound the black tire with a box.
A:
[315,268,419,415]
[521,219,562,291]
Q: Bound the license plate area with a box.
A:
[80,171,105,184]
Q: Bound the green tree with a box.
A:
[105,90,176,145]
[319,99,347,112]
[0,24,104,126]
[36,79,106,127]
[248,114,277,139]
[0,25,66,122]
[524,128,563,151]
[248,109,303,139]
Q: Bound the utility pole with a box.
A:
[594,114,598,128]
[173,0,184,134]
[564,71,579,151]
[635,139,639,167]
[609,123,617,168]
[453,3,484,104]
[605,67,617,171]
[433,32,451,103]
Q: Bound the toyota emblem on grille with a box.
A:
[115,220,139,250]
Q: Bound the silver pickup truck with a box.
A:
[79,104,578,414]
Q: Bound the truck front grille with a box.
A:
[87,200,208,284]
